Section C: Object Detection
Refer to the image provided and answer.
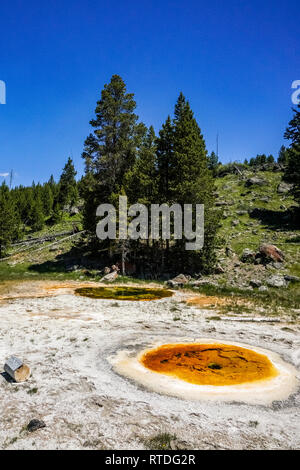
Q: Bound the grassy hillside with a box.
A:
[215,169,299,277]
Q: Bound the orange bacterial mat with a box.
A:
[141,343,278,386]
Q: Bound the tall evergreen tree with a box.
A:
[171,93,212,205]
[208,151,219,173]
[166,93,219,271]
[41,183,54,217]
[51,199,63,224]
[125,125,157,205]
[0,183,19,257]
[81,74,144,235]
[259,154,267,165]
[28,195,45,231]
[284,104,300,204]
[156,116,174,204]
[57,157,78,209]
[278,145,288,165]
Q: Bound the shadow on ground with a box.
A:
[249,207,300,230]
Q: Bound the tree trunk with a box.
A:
[161,241,165,271]
[121,246,125,276]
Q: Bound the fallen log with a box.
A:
[233,165,246,179]
[31,231,85,253]
[4,356,31,382]
[0,231,85,262]
[11,230,76,247]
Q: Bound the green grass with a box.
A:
[144,433,177,450]
[0,261,87,282]
[27,387,38,395]
[289,263,300,277]
[0,260,167,285]
[113,275,164,286]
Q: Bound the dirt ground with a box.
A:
[0,280,299,450]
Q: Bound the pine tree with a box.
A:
[170,93,219,271]
[28,195,45,231]
[125,125,157,205]
[278,145,288,165]
[51,200,62,224]
[260,154,267,165]
[81,75,143,235]
[41,183,54,217]
[0,183,18,257]
[284,104,300,204]
[156,116,174,204]
[48,174,56,187]
[171,94,212,205]
[22,188,35,226]
[208,151,219,173]
[254,154,267,165]
[57,157,78,209]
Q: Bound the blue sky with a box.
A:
[0,0,299,186]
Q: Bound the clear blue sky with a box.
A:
[0,0,299,186]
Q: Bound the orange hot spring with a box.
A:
[140,343,278,386]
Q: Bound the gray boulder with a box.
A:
[258,286,268,292]
[266,275,288,288]
[100,271,118,282]
[173,274,191,283]
[189,279,218,288]
[27,419,46,433]
[166,274,191,288]
[69,206,80,216]
[231,219,240,226]
[216,200,229,206]
[277,181,293,194]
[259,196,270,202]
[245,177,267,187]
[272,262,284,269]
[240,248,256,263]
[249,279,262,288]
